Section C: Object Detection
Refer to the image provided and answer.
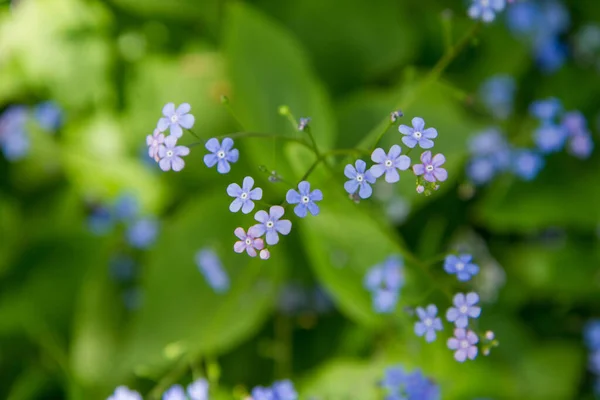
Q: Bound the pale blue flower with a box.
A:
[251,206,292,245]
[446,292,481,328]
[157,102,195,138]
[195,248,229,293]
[107,386,142,400]
[204,137,239,174]
[370,145,411,183]
[251,386,275,400]
[286,181,323,218]
[468,0,506,23]
[187,378,209,400]
[344,159,376,199]
[447,328,478,362]
[414,304,443,343]
[399,117,438,149]
[272,380,298,400]
[162,384,186,400]
[227,176,263,214]
[34,101,62,131]
[158,135,190,172]
[444,254,479,282]
[126,218,159,249]
[512,149,544,181]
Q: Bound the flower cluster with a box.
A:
[162,379,209,400]
[0,102,62,161]
[250,379,298,400]
[344,117,447,199]
[584,319,600,394]
[506,0,570,73]
[468,0,506,23]
[382,366,440,400]
[148,103,193,171]
[363,255,404,313]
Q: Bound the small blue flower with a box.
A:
[468,128,511,170]
[34,101,62,131]
[272,380,298,400]
[204,137,239,174]
[364,256,404,314]
[506,1,540,36]
[562,111,587,135]
[466,157,497,185]
[114,193,139,222]
[372,289,399,314]
[251,206,292,245]
[382,366,405,392]
[468,0,506,23]
[158,135,190,172]
[187,378,209,400]
[298,117,310,131]
[479,75,516,120]
[530,98,562,121]
[533,123,568,153]
[162,384,186,400]
[404,369,441,400]
[195,248,229,293]
[88,206,113,235]
[251,386,275,400]
[447,328,478,362]
[398,117,438,149]
[0,105,29,161]
[370,145,411,183]
[157,102,195,138]
[126,218,159,249]
[107,386,142,400]
[444,254,479,282]
[414,304,443,343]
[446,292,481,328]
[535,37,567,73]
[585,319,600,351]
[227,176,263,214]
[569,132,594,159]
[286,181,323,218]
[344,159,376,199]
[512,149,545,181]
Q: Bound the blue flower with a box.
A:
[344,159,376,199]
[286,181,323,218]
[251,206,292,245]
[88,206,113,235]
[204,137,239,174]
[404,370,441,400]
[447,328,478,362]
[479,75,516,120]
[0,105,29,161]
[591,350,600,375]
[506,1,540,36]
[298,117,310,131]
[159,135,190,172]
[511,149,544,181]
[562,111,587,135]
[251,386,275,400]
[372,289,399,314]
[468,0,506,23]
[195,248,229,293]
[157,102,195,138]
[535,37,567,73]
[114,193,139,222]
[126,218,159,249]
[272,380,298,400]
[585,319,600,351]
[382,366,405,392]
[187,378,209,400]
[370,145,411,183]
[227,176,263,214]
[414,304,443,343]
[466,157,497,186]
[446,292,481,328]
[162,384,186,400]
[569,132,594,159]
[109,255,137,282]
[34,101,62,131]
[533,123,567,153]
[364,256,404,313]
[444,254,479,282]
[107,386,142,400]
[530,98,562,121]
[398,117,438,149]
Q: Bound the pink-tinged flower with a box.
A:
[158,135,190,172]
[233,227,264,257]
[412,151,448,183]
[260,249,270,260]
[447,328,479,362]
[146,128,165,162]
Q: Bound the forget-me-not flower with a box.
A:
[107,386,142,400]
[414,304,443,343]
[204,137,239,174]
[399,117,438,149]
[412,151,448,183]
[344,159,376,199]
[512,149,545,181]
[446,292,481,328]
[286,181,323,218]
[157,102,195,138]
[227,176,263,214]
[364,256,404,313]
[530,98,562,121]
[162,384,186,400]
[158,135,190,172]
[298,117,310,131]
[404,369,441,400]
[126,218,159,249]
[468,0,506,23]
[479,75,516,120]
[195,248,229,293]
[533,123,567,153]
[447,328,479,362]
[251,386,275,400]
[233,227,265,257]
[0,105,29,161]
[585,320,600,351]
[444,254,479,282]
[34,101,63,131]
[568,133,594,159]
[251,206,292,245]
[147,128,165,162]
[272,380,298,400]
[370,145,411,183]
[187,378,209,400]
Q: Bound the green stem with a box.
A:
[187,129,203,141]
[216,132,311,148]
[147,357,190,400]
[371,120,394,152]
[222,100,247,131]
[298,148,368,183]
[304,126,321,157]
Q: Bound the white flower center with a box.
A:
[356,174,364,182]
[245,238,252,245]
[414,131,422,139]
[455,262,464,271]
[170,115,178,123]
[460,339,470,349]
[217,150,226,159]
[166,150,174,157]
[426,165,434,172]
[301,195,310,204]
[460,305,468,314]
[424,318,433,327]
[385,159,393,167]
[266,221,274,228]
[240,192,248,200]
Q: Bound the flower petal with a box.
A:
[275,219,292,235]
[170,124,183,138]
[416,307,427,320]
[246,246,257,257]
[174,145,190,156]
[221,137,234,152]
[414,322,427,336]
[412,164,425,175]
[447,338,459,350]
[358,182,372,199]
[294,203,308,218]
[227,183,242,197]
[241,200,255,214]
[466,292,479,305]
[217,159,231,174]
[307,202,320,216]
[203,153,218,168]
[310,189,323,201]
[344,163,357,179]
[395,155,411,171]
[432,153,446,167]
[355,159,367,173]
[242,176,254,191]
[157,117,170,132]
[446,307,459,322]
[254,210,269,224]
[226,148,239,163]
[162,102,175,117]
[412,117,425,131]
[234,227,246,240]
[176,103,191,115]
[468,306,481,318]
[234,241,245,253]
[385,168,400,183]
[205,138,220,153]
[369,164,386,178]
[423,127,438,139]
[229,198,243,212]
[433,168,448,182]
[171,157,185,171]
[159,158,171,171]
[402,136,418,148]
[425,330,436,343]
[398,124,414,135]
[165,135,178,148]
[454,349,467,362]
[420,151,432,164]
[249,187,262,200]
[467,346,478,360]
[344,179,359,194]
[419,138,434,149]
[266,230,279,245]
[371,148,387,163]
[426,304,438,316]
[388,144,402,159]
[250,223,266,237]
[179,114,195,129]
[270,205,285,220]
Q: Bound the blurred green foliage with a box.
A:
[1,0,600,399]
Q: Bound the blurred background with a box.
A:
[1,0,600,399]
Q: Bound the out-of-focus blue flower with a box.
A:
[364,255,404,313]
[286,181,323,218]
[227,176,263,214]
[468,0,506,23]
[562,111,587,135]
[412,151,448,183]
[157,102,195,138]
[591,351,600,375]
[466,157,497,185]
[107,386,142,400]
[0,105,29,161]
[404,369,441,400]
[535,37,568,73]
[446,292,481,328]
[468,128,511,169]
[370,145,411,183]
[251,386,275,400]
[159,135,190,172]
[88,206,113,235]
[195,248,229,293]
[479,75,516,120]
[569,132,594,159]
[34,101,62,131]
[533,123,567,153]
[344,159,376,199]
[447,328,479,362]
[109,255,137,282]
[444,254,479,282]
[162,384,186,400]
[251,206,292,245]
[585,319,600,351]
[511,149,545,181]
[414,304,443,343]
[187,378,209,400]
[204,137,239,174]
[506,1,540,36]
[126,218,159,249]
[272,380,298,400]
[114,193,139,222]
[540,0,570,36]
[383,366,405,392]
[399,117,438,149]
[530,98,562,122]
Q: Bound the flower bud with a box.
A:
[260,249,270,260]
